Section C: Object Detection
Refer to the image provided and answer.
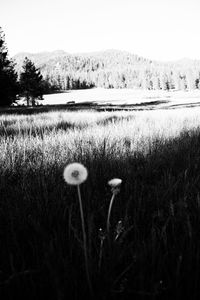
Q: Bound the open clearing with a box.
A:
[40,88,200,110]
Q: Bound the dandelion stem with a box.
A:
[98,239,104,272]
[77,185,93,297]
[106,193,116,235]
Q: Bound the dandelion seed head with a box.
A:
[63,163,88,185]
[108,178,122,188]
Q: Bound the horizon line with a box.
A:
[11,48,200,64]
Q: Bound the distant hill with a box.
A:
[13,50,200,91]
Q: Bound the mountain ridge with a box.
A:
[12,49,200,91]
[13,49,200,65]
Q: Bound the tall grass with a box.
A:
[1,108,200,299]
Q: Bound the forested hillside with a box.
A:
[13,50,200,91]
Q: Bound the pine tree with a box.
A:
[185,69,195,90]
[0,27,18,106]
[19,57,44,106]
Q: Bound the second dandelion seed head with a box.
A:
[108,178,122,194]
[108,178,122,188]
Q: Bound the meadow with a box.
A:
[1,106,200,299]
[16,88,200,108]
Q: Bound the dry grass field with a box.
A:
[1,96,200,299]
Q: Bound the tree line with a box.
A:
[0,27,51,107]
[15,49,200,92]
[41,52,200,91]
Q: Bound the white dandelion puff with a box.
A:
[108,178,122,188]
[63,163,88,185]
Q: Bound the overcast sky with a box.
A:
[1,0,200,61]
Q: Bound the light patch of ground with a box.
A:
[40,88,200,109]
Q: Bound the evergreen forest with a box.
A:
[14,49,200,91]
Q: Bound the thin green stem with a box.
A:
[77,185,93,297]
[106,193,116,235]
[98,239,104,272]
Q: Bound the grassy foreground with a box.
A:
[1,108,200,299]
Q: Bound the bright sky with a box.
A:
[1,0,200,61]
